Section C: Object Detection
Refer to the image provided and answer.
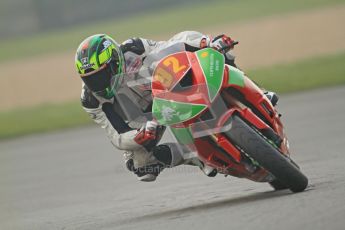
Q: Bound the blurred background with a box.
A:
[1,1,345,229]
[0,0,344,139]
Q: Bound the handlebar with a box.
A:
[218,40,239,53]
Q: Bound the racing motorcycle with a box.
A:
[118,43,308,192]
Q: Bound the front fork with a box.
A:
[214,107,284,164]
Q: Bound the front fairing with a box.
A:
[151,47,225,126]
[110,43,226,126]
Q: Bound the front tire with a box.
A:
[269,179,289,190]
[224,116,308,193]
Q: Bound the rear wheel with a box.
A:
[224,115,308,193]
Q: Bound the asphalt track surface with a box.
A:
[1,86,345,230]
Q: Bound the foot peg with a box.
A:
[200,163,218,177]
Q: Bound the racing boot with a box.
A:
[125,158,164,182]
[153,144,218,177]
[125,144,172,182]
[124,149,164,182]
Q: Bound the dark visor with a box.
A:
[82,65,111,92]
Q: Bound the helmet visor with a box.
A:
[81,64,111,92]
[81,63,124,99]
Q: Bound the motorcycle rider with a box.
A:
[75,31,278,182]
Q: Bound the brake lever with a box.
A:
[218,41,239,53]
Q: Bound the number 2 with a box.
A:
[163,56,186,73]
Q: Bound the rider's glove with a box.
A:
[210,34,236,54]
[134,120,158,146]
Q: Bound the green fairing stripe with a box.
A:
[228,65,245,87]
[195,48,225,102]
[170,127,194,145]
[153,98,207,126]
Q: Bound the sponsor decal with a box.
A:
[201,51,208,58]
[208,53,220,78]
[209,53,214,77]
[80,57,95,70]
[161,105,180,121]
[81,57,88,65]
[102,40,112,50]
[80,63,95,70]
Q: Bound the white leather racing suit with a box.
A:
[80,31,236,172]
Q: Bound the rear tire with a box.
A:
[224,115,308,193]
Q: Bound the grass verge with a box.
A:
[0,102,91,140]
[1,0,344,63]
[1,52,344,140]
[248,52,345,93]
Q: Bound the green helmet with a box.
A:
[75,34,125,99]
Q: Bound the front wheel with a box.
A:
[224,116,308,193]
[269,179,289,190]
